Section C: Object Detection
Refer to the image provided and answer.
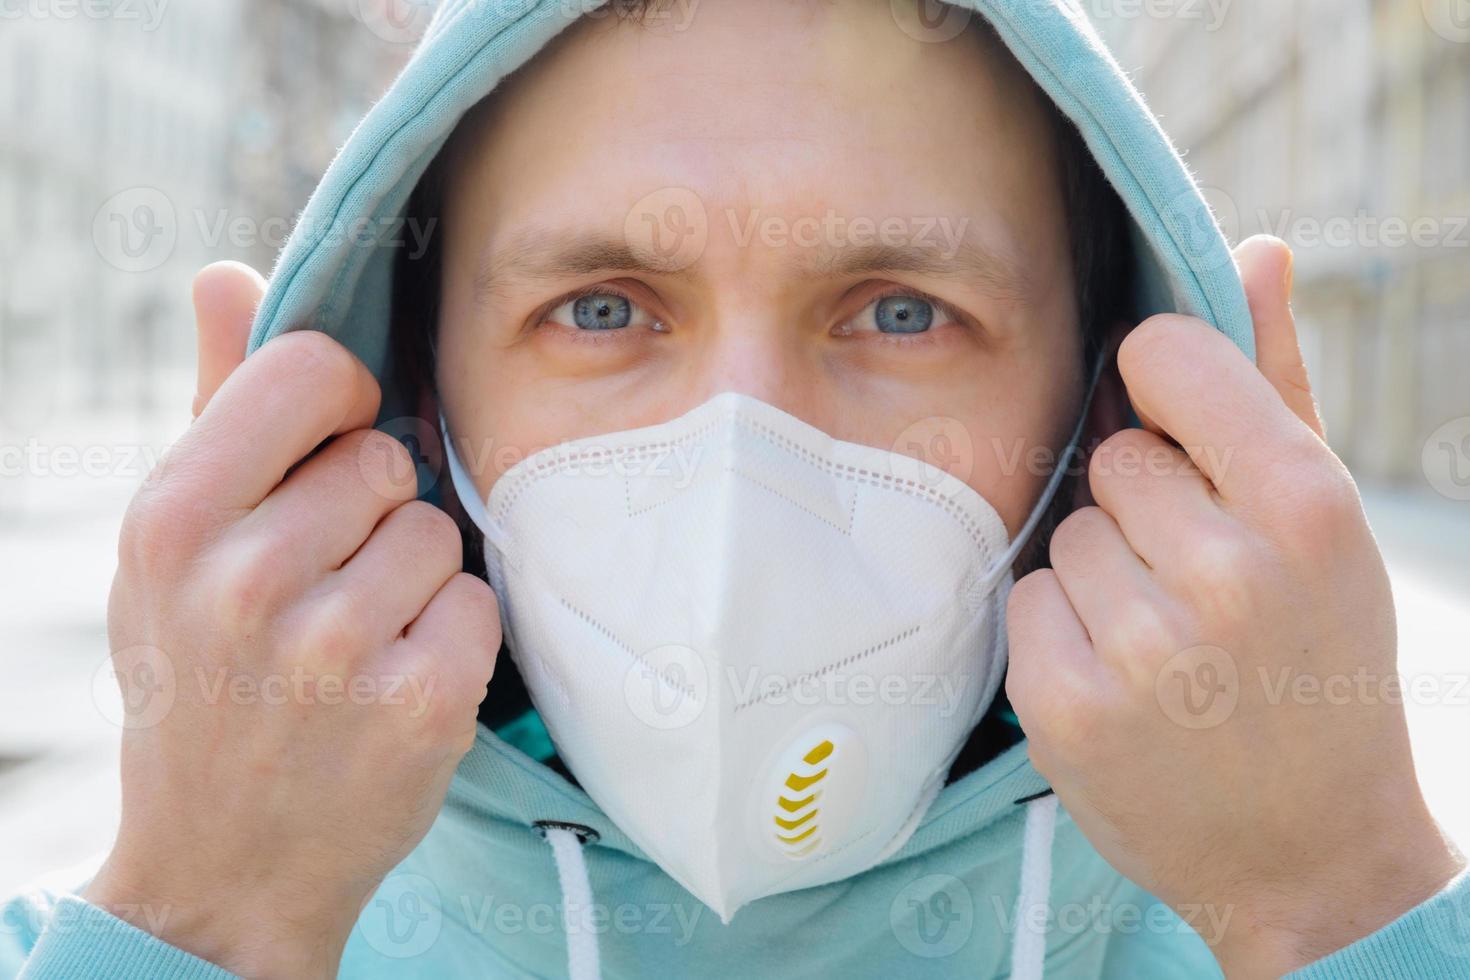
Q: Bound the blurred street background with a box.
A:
[2,0,1468,900]
[0,0,420,892]
[1096,0,1470,864]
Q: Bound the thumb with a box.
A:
[1234,235,1326,440]
[190,261,266,419]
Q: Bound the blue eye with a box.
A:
[836,291,959,340]
[544,288,665,338]
[873,295,934,334]
[572,293,633,330]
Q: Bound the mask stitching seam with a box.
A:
[494,418,723,521]
[492,411,997,558]
[623,473,690,518]
[554,596,700,705]
[725,464,858,536]
[731,624,921,713]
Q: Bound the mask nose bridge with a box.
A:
[719,409,859,537]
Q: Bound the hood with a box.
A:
[247,2,1247,975]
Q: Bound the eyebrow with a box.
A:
[473,232,647,304]
[802,240,1033,300]
[472,227,1033,305]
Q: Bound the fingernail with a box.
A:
[1282,245,1295,297]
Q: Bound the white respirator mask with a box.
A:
[442,379,1093,922]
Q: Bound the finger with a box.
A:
[241,429,420,576]
[1048,507,1164,665]
[400,572,501,696]
[1118,314,1321,506]
[1087,428,1216,569]
[192,262,266,418]
[1006,569,1105,723]
[315,501,465,644]
[171,331,381,516]
[1234,235,1325,440]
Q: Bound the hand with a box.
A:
[1006,236,1465,977]
[84,263,500,979]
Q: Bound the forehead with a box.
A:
[444,0,1067,281]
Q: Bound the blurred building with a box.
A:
[229,0,420,274]
[0,4,241,421]
[0,1,414,429]
[1098,0,1470,485]
[0,0,420,892]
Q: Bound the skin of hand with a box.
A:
[1006,235,1466,977]
[83,263,501,979]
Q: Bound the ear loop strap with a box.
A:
[982,353,1106,590]
[439,413,510,551]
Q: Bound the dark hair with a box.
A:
[1056,110,1136,369]
[1023,104,1136,570]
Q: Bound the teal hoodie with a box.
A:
[6,1,1470,977]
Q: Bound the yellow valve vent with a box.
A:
[772,738,833,857]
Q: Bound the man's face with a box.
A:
[436,0,1082,537]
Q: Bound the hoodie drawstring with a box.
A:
[1010,794,1059,980]
[538,798,1056,980]
[542,824,602,980]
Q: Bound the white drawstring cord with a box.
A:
[542,798,1052,980]
[1010,794,1059,980]
[544,826,602,980]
